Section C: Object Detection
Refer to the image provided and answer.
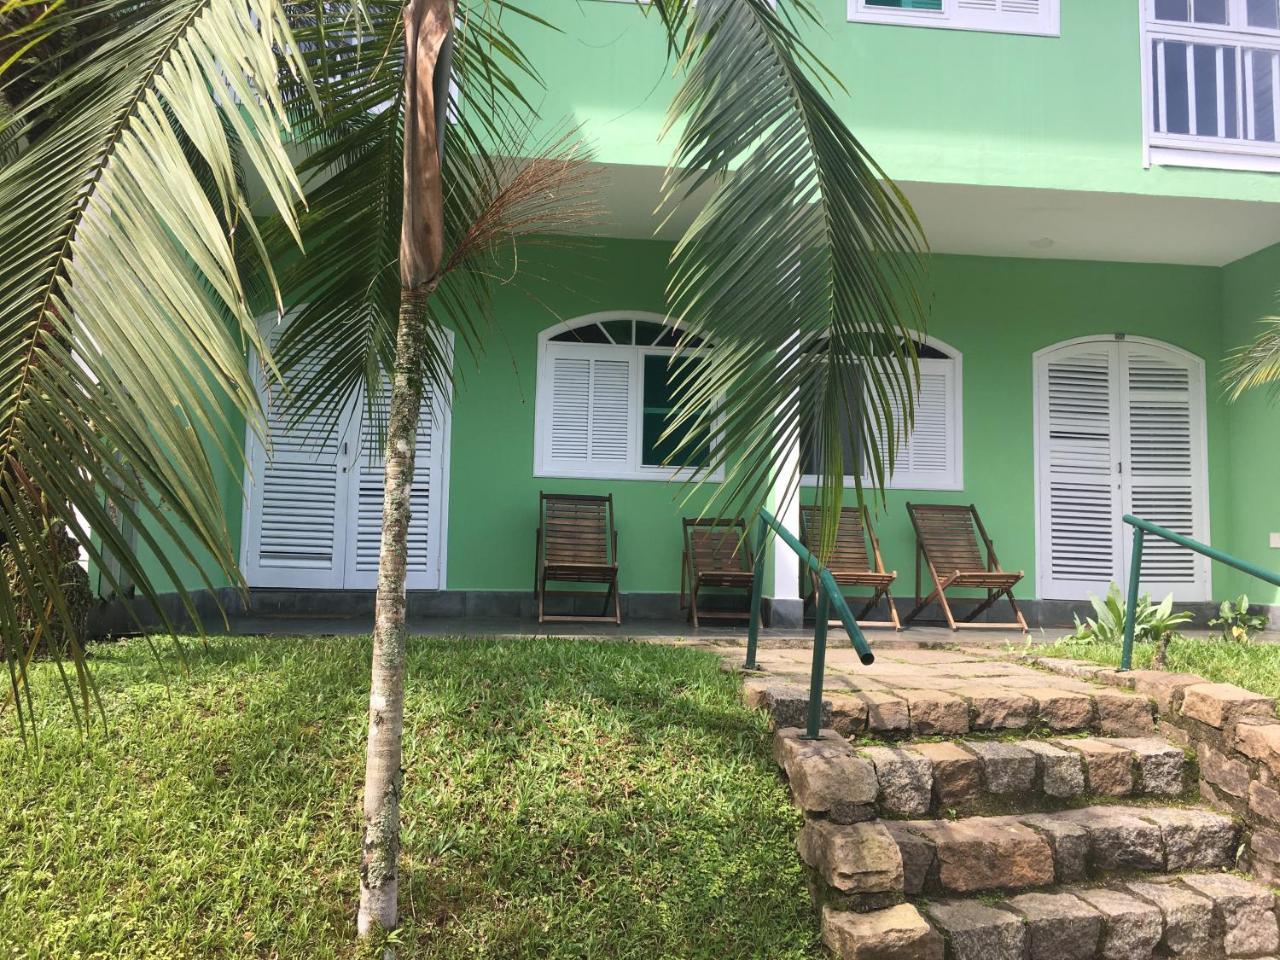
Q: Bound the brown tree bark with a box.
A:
[357,0,452,948]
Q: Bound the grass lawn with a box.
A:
[1036,632,1280,705]
[0,635,817,960]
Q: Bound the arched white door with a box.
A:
[241,319,451,591]
[1033,336,1210,602]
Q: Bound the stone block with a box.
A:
[901,689,970,736]
[1199,741,1253,798]
[912,741,980,806]
[1252,828,1280,885]
[744,679,830,728]
[1137,807,1237,871]
[1181,682,1275,729]
[1018,813,1090,883]
[1126,879,1215,958]
[1073,886,1163,960]
[1234,720,1280,777]
[1102,737,1186,795]
[827,693,870,736]
[924,900,1026,960]
[789,751,879,823]
[1022,740,1086,798]
[908,818,1054,893]
[883,822,935,896]
[857,691,910,733]
[1181,873,1280,959]
[1253,780,1280,826]
[1094,688,1157,736]
[957,684,1035,731]
[821,904,944,960]
[1036,657,1110,679]
[1128,670,1205,713]
[1023,686,1095,730]
[772,726,852,773]
[1060,737,1136,796]
[1005,891,1103,960]
[1062,805,1164,871]
[796,819,904,895]
[965,740,1037,795]
[862,746,932,817]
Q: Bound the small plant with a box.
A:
[1209,594,1268,644]
[1067,583,1193,669]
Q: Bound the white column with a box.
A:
[771,411,803,608]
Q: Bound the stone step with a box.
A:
[798,806,1238,907]
[744,672,1157,739]
[774,727,1189,820]
[821,874,1280,960]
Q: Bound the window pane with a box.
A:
[601,319,634,345]
[867,0,942,8]
[800,366,863,478]
[637,321,671,346]
[552,323,610,344]
[1192,0,1227,24]
[1249,49,1279,141]
[641,355,710,468]
[1153,0,1190,21]
[1161,41,1192,134]
[1249,0,1280,29]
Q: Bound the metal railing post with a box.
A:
[1121,526,1144,673]
[805,589,830,740]
[745,514,767,671]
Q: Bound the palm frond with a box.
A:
[648,0,928,556]
[0,0,310,732]
[1224,316,1280,403]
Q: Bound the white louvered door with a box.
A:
[1035,338,1209,602]
[242,324,358,589]
[343,370,449,591]
[542,344,633,475]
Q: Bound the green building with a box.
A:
[119,0,1280,628]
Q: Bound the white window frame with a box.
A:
[847,0,1060,37]
[1141,0,1280,171]
[799,335,964,492]
[533,311,724,483]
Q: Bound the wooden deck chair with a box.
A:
[534,492,621,624]
[903,503,1028,632]
[799,505,900,630]
[680,518,755,628]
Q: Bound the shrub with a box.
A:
[1067,583,1192,669]
[1209,594,1268,644]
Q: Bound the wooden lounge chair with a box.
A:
[903,502,1028,632]
[681,518,755,628]
[800,505,900,630]
[534,492,620,624]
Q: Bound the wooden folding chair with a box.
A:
[903,502,1028,632]
[534,492,621,624]
[800,505,900,630]
[680,518,755,628]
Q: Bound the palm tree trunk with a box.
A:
[357,0,451,947]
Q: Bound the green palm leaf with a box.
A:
[0,0,310,732]
[1224,316,1280,403]
[647,0,928,555]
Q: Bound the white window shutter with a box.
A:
[543,345,633,473]
[869,358,960,489]
[1036,344,1123,599]
[1121,344,1207,596]
[953,0,1058,34]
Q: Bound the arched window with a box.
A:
[533,312,719,481]
[800,335,963,491]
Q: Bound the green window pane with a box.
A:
[867,0,943,9]
[641,354,710,469]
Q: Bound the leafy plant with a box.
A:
[1068,583,1193,669]
[1209,594,1268,643]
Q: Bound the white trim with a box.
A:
[799,333,965,492]
[1032,334,1212,603]
[848,0,1060,37]
[533,311,724,484]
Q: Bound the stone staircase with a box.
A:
[741,648,1280,960]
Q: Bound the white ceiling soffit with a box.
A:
[588,163,1280,268]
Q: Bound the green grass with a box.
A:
[0,635,817,960]
[1035,632,1280,704]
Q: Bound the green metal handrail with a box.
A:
[1121,514,1280,671]
[745,508,875,739]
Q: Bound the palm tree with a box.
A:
[2,0,926,950]
[1225,317,1280,402]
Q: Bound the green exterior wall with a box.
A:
[1220,241,1280,603]
[442,237,1231,599]
[508,0,1280,202]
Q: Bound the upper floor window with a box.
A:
[1144,0,1280,170]
[534,312,720,483]
[800,337,964,492]
[848,0,1059,37]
